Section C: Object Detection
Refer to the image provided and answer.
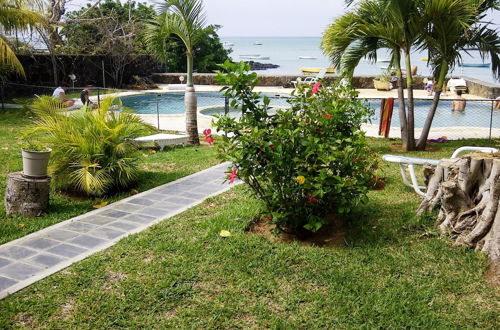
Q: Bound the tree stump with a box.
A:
[5,172,51,217]
[416,153,500,271]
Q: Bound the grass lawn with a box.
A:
[0,135,498,327]
[0,107,220,244]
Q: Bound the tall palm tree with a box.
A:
[416,0,500,150]
[146,0,206,145]
[0,0,42,76]
[322,0,424,151]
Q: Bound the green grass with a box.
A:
[0,107,220,244]
[0,135,498,328]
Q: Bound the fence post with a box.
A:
[156,94,160,130]
[0,82,5,111]
[224,96,229,115]
[97,87,101,107]
[489,100,494,141]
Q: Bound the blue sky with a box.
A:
[70,0,499,37]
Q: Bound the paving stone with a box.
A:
[178,191,208,200]
[107,221,140,231]
[61,222,99,233]
[164,196,196,205]
[150,201,179,210]
[142,193,166,201]
[138,208,173,218]
[27,254,64,268]
[41,229,80,242]
[79,216,116,226]
[127,198,155,206]
[88,227,126,240]
[20,238,59,250]
[0,257,11,268]
[0,246,37,259]
[112,203,144,213]
[100,210,131,218]
[0,276,18,291]
[0,263,42,281]
[123,214,156,224]
[68,235,107,249]
[47,244,88,258]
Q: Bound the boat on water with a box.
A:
[377,58,391,63]
[239,54,261,59]
[421,58,429,62]
[254,42,263,45]
[223,41,235,46]
[460,63,490,68]
[300,67,336,74]
[299,56,318,60]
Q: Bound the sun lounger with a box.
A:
[134,133,189,150]
[383,146,498,196]
[292,68,327,88]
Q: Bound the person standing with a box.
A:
[452,90,467,111]
[52,86,75,107]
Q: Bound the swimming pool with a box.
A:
[122,93,499,129]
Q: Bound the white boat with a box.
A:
[299,56,318,60]
[377,58,391,63]
[223,41,235,46]
[240,55,270,60]
[239,54,261,59]
[254,42,263,45]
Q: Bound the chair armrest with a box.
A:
[451,147,498,158]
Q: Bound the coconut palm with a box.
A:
[146,0,206,145]
[322,0,424,151]
[416,0,500,150]
[0,0,42,76]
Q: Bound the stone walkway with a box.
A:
[0,162,238,300]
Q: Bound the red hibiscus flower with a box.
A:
[205,135,214,145]
[312,82,321,95]
[228,168,238,184]
[203,129,211,136]
[324,114,332,119]
[306,194,318,204]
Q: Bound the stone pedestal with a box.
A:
[5,172,50,217]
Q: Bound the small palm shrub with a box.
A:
[215,61,375,233]
[26,96,156,196]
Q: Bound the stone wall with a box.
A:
[9,54,164,87]
[152,73,427,89]
[464,76,500,99]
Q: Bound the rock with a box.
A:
[245,61,280,71]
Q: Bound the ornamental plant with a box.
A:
[215,60,375,233]
[25,96,156,196]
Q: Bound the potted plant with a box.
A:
[373,71,392,91]
[21,139,51,178]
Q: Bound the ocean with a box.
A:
[222,37,499,85]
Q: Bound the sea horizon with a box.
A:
[222,36,500,86]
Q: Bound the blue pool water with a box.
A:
[122,93,499,129]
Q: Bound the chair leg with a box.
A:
[408,164,426,196]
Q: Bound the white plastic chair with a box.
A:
[292,68,327,87]
[383,146,498,196]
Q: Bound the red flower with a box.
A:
[205,135,214,145]
[263,215,273,223]
[354,157,361,163]
[324,114,332,119]
[306,194,318,204]
[228,168,238,184]
[312,82,321,95]
[203,129,212,137]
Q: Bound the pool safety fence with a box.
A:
[0,82,131,109]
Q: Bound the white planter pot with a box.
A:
[21,148,51,178]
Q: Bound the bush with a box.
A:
[26,96,156,196]
[215,61,375,233]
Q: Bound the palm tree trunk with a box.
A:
[185,53,199,145]
[416,61,448,150]
[404,51,416,150]
[394,51,409,150]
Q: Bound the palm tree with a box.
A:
[0,0,42,76]
[322,0,424,151]
[146,0,206,145]
[416,0,500,150]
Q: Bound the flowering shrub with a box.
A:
[215,61,374,233]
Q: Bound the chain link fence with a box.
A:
[1,83,498,140]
